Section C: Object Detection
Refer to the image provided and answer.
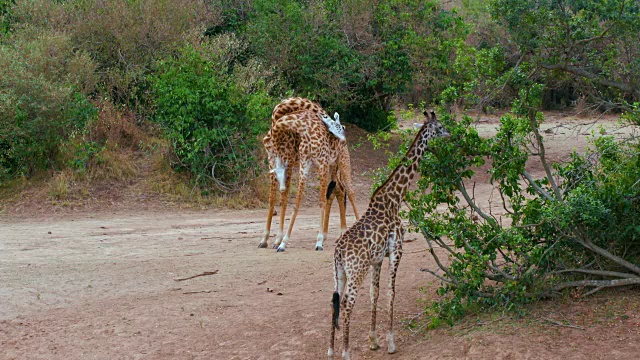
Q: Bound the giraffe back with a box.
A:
[272,97,326,124]
[271,111,342,166]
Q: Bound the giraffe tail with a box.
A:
[332,291,340,329]
[326,180,336,200]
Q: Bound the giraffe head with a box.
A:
[321,112,346,142]
[414,110,450,143]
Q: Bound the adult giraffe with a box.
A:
[259,98,359,252]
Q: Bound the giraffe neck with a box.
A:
[370,135,428,208]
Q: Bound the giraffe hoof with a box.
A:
[276,247,286,252]
[369,343,380,351]
[258,243,268,248]
[315,245,324,251]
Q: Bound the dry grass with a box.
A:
[2,101,268,212]
[47,171,73,200]
[89,101,149,150]
[145,151,267,209]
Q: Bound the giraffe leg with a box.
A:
[346,189,359,221]
[369,263,382,351]
[277,163,308,252]
[315,165,330,251]
[258,174,278,248]
[341,281,358,360]
[335,183,347,234]
[329,258,346,358]
[327,166,347,235]
[323,181,336,246]
[273,168,292,249]
[341,265,368,360]
[323,193,333,246]
[387,231,403,354]
[338,154,359,221]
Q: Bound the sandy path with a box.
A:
[0,208,442,359]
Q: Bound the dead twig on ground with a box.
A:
[405,249,427,254]
[174,270,218,282]
[542,317,584,330]
[183,290,213,294]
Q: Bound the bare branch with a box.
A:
[523,171,554,201]
[553,269,638,279]
[540,63,640,98]
[542,318,585,330]
[174,270,219,282]
[457,180,498,227]
[527,111,563,200]
[488,260,516,281]
[553,277,640,292]
[498,186,514,215]
[583,286,605,296]
[574,234,640,276]
[411,219,458,285]
[420,268,454,284]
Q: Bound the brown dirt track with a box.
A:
[1,113,639,359]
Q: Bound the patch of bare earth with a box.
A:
[1,114,639,359]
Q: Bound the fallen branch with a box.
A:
[406,249,427,254]
[457,180,498,227]
[420,267,455,284]
[411,219,458,285]
[542,318,584,330]
[183,290,213,294]
[174,270,219,282]
[553,277,640,293]
[527,109,563,200]
[574,234,640,276]
[523,171,554,201]
[553,268,638,279]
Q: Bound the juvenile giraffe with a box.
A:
[328,111,450,360]
[259,98,359,252]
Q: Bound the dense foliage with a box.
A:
[406,95,639,325]
[149,39,273,188]
[0,31,97,180]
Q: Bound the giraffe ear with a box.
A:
[423,110,430,123]
[333,112,341,124]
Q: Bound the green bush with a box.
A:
[405,89,640,325]
[0,0,15,34]
[0,32,98,181]
[11,0,219,110]
[149,38,273,188]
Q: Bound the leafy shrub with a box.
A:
[0,0,15,34]
[0,32,98,181]
[405,88,640,325]
[149,38,273,189]
[12,0,219,109]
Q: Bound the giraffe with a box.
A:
[258,98,359,252]
[328,111,450,360]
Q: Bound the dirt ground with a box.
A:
[1,113,639,359]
